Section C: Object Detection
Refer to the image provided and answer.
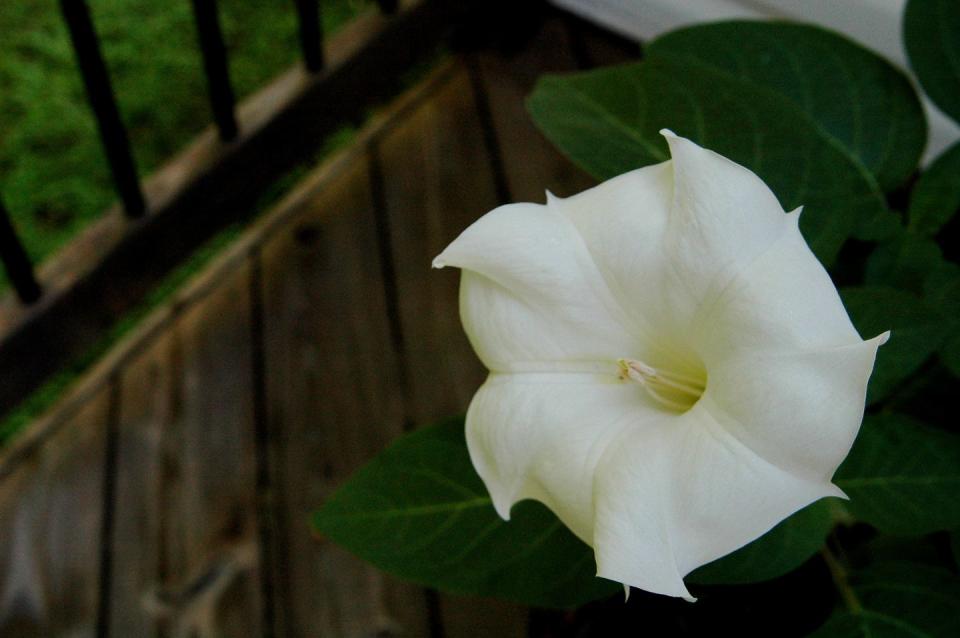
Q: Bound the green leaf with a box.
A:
[904,0,960,125]
[909,141,960,236]
[527,54,889,265]
[921,261,960,378]
[687,499,834,585]
[811,562,960,637]
[942,335,960,380]
[648,21,926,192]
[840,286,946,403]
[836,413,960,535]
[866,232,946,295]
[312,418,618,609]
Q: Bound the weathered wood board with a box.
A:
[476,19,596,202]
[377,66,494,427]
[0,389,109,638]
[106,264,264,638]
[259,150,431,638]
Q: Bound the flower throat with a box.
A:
[617,358,705,413]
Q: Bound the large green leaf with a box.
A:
[312,418,618,609]
[904,0,960,125]
[866,232,946,295]
[840,286,946,403]
[909,141,960,237]
[528,55,889,265]
[836,413,960,535]
[648,22,926,192]
[687,499,834,585]
[923,262,960,378]
[811,562,960,637]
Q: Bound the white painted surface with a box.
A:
[552,0,959,163]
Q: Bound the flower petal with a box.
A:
[702,334,887,483]
[465,372,659,543]
[658,131,798,331]
[691,212,863,362]
[434,203,643,371]
[547,163,693,369]
[593,403,841,599]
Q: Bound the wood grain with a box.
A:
[377,66,494,427]
[259,151,430,638]
[107,331,171,638]
[0,387,109,638]
[105,267,264,638]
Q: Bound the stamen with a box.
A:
[617,358,705,412]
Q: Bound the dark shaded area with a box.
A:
[530,555,836,638]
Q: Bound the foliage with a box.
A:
[312,4,960,634]
[314,417,619,608]
[811,562,960,637]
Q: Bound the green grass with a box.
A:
[0,0,369,290]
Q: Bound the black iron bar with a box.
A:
[59,0,145,218]
[190,0,239,141]
[294,0,324,72]
[0,197,42,304]
[377,0,399,15]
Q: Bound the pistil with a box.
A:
[617,358,705,412]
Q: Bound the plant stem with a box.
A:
[820,546,862,614]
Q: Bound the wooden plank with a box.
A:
[377,65,494,426]
[0,387,109,637]
[260,150,430,638]
[106,266,263,638]
[377,64,528,638]
[106,331,171,638]
[475,18,596,202]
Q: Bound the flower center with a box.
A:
[617,358,706,413]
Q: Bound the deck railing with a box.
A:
[0,0,456,420]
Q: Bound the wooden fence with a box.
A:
[0,16,637,635]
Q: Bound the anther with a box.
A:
[617,358,705,412]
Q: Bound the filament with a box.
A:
[617,358,705,412]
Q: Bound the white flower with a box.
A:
[432,130,887,600]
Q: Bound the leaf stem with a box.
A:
[820,545,862,614]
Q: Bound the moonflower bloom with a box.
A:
[432,131,887,600]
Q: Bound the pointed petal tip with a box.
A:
[828,483,850,501]
[659,128,678,139]
[875,330,892,346]
[490,493,514,522]
[596,565,694,601]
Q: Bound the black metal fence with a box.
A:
[0,0,399,307]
